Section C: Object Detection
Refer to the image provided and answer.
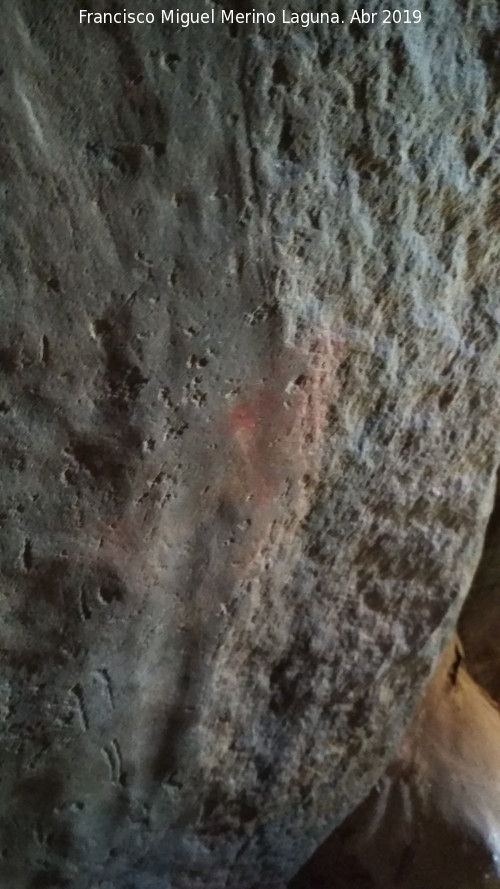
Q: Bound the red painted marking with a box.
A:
[226,333,347,507]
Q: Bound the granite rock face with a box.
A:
[1,2,500,887]
[290,637,500,889]
[291,482,500,888]
[459,480,500,701]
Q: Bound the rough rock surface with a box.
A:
[1,1,500,887]
[291,638,500,889]
[459,481,500,702]
[291,483,500,889]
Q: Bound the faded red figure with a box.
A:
[227,333,346,509]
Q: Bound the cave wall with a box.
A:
[2,2,500,887]
[291,638,500,889]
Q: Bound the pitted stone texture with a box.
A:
[1,1,500,887]
[290,639,500,889]
[459,480,500,702]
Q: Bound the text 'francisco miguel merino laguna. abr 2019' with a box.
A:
[78,8,423,27]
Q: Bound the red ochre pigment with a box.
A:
[227,334,346,508]
[96,333,347,579]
